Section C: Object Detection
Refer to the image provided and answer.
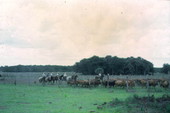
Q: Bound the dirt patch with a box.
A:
[0,106,7,109]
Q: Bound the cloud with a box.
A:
[0,29,31,48]
[0,0,170,66]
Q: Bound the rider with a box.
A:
[42,72,46,77]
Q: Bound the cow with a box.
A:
[76,80,90,87]
[115,79,126,88]
[67,80,77,86]
[102,79,116,88]
[126,80,135,87]
[148,79,159,87]
[159,79,169,88]
[89,79,101,87]
[135,79,147,88]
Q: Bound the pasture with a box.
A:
[0,72,170,113]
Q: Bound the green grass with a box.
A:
[0,84,169,113]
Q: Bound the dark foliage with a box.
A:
[0,55,155,74]
[0,65,73,72]
[73,55,154,75]
[106,94,170,113]
[161,63,170,74]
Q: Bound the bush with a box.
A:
[166,104,170,113]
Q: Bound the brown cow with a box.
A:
[160,79,169,88]
[76,80,90,87]
[148,79,159,87]
[127,80,135,87]
[115,79,126,88]
[89,79,101,87]
[67,80,77,86]
[136,79,147,88]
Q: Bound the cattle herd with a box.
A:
[38,73,169,89]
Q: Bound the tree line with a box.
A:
[0,65,73,72]
[0,55,169,75]
[73,55,154,75]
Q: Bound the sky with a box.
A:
[0,0,170,67]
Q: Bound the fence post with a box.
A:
[146,75,150,93]
[88,79,90,87]
[14,75,16,86]
[107,74,109,88]
[126,75,129,92]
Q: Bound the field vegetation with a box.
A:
[0,83,170,113]
[0,72,170,113]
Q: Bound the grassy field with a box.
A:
[0,84,170,113]
[0,72,170,113]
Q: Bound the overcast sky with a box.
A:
[0,0,170,67]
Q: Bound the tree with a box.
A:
[162,64,170,74]
[95,68,104,75]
